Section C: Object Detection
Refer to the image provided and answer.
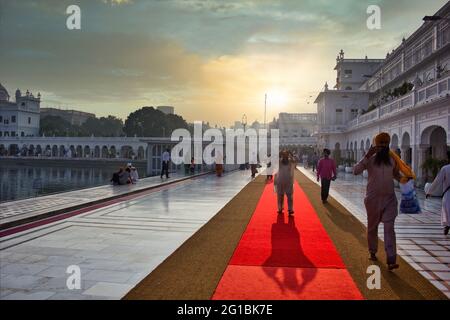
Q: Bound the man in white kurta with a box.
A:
[426,153,450,235]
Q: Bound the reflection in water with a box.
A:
[0,164,114,203]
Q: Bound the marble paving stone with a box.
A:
[82,282,135,298]
[0,263,50,276]
[434,272,450,280]
[409,256,440,263]
[83,270,133,283]
[422,263,450,272]
[2,290,56,300]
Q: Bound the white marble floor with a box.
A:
[298,166,450,298]
[0,172,209,227]
[0,170,255,300]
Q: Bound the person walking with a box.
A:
[316,149,336,204]
[426,151,450,235]
[274,150,296,215]
[160,148,170,179]
[312,152,319,173]
[353,132,400,271]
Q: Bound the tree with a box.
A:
[80,116,124,137]
[123,107,189,137]
[40,116,74,136]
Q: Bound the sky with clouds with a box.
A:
[0,0,446,126]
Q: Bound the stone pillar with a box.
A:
[416,144,430,184]
[146,144,154,176]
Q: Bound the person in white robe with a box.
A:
[426,151,450,235]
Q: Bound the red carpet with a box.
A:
[213,265,363,300]
[229,182,345,268]
[212,180,363,300]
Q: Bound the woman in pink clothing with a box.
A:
[316,149,337,204]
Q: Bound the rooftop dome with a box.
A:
[0,83,10,101]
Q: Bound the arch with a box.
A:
[28,144,35,156]
[391,134,399,149]
[20,144,28,156]
[36,145,42,156]
[421,126,447,160]
[101,145,109,158]
[9,144,19,156]
[110,146,117,158]
[121,145,134,159]
[365,138,371,151]
[59,145,65,157]
[94,146,100,158]
[137,146,145,160]
[333,142,341,164]
[52,145,58,157]
[401,132,412,164]
[69,145,76,158]
[45,145,51,157]
[76,145,83,158]
[401,132,411,148]
[84,146,91,158]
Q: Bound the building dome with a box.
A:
[0,83,10,101]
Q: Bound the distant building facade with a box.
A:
[157,106,175,115]
[40,107,95,126]
[0,84,41,137]
[314,2,450,182]
[277,113,318,147]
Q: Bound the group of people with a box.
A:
[110,163,139,185]
[272,132,449,271]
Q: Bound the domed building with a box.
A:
[0,82,41,138]
[0,83,10,102]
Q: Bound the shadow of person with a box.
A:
[263,214,317,296]
[323,202,368,248]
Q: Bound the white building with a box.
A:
[40,107,95,126]
[314,2,450,183]
[157,106,175,115]
[0,84,41,138]
[278,113,318,147]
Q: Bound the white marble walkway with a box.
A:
[0,170,254,300]
[298,166,450,298]
[0,172,209,228]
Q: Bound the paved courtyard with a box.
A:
[298,166,450,298]
[0,170,254,299]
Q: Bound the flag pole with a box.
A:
[264,93,267,130]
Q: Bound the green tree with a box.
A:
[81,116,124,137]
[40,116,75,136]
[123,107,189,137]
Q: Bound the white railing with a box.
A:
[316,125,347,134]
[280,137,317,146]
[347,75,450,130]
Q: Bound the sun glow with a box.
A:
[266,88,289,108]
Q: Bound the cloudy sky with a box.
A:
[0,0,446,126]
